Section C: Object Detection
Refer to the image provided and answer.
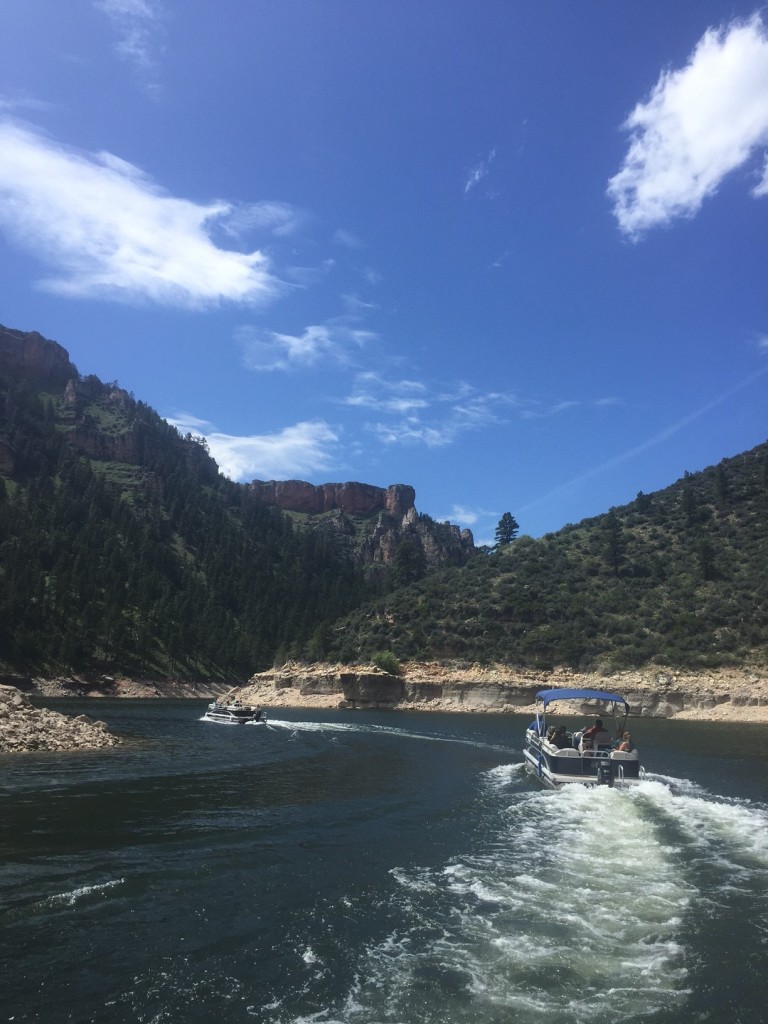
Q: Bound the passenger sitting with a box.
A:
[577,720,614,753]
[617,731,635,752]
[551,725,570,749]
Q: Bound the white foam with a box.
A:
[299,785,694,1024]
[265,718,514,753]
[47,878,125,907]
[632,779,768,873]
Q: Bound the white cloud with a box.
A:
[333,228,363,249]
[608,15,768,237]
[94,0,165,91]
[237,317,375,372]
[0,121,279,307]
[343,373,515,449]
[464,148,496,194]
[168,414,340,481]
[438,504,488,527]
[221,200,306,239]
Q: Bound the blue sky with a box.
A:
[0,1,766,544]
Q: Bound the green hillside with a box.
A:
[2,325,766,682]
[0,371,373,679]
[323,444,768,671]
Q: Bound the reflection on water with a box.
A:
[1,703,767,1024]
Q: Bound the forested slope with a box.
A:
[324,443,768,671]
[0,373,370,679]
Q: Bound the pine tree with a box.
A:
[494,512,519,546]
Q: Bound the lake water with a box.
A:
[1,701,767,1024]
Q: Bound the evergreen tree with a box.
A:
[494,512,519,546]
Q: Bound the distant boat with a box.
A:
[524,687,645,788]
[203,700,267,725]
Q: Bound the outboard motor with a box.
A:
[596,760,614,787]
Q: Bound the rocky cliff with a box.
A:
[249,479,475,569]
[235,662,768,720]
[249,479,416,517]
[0,324,79,387]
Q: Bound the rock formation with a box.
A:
[249,479,475,569]
[248,480,416,517]
[235,662,768,719]
[0,685,121,753]
[0,324,79,387]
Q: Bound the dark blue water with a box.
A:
[1,702,767,1024]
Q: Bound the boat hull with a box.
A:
[203,703,266,726]
[524,736,644,789]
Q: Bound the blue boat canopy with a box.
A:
[535,687,628,710]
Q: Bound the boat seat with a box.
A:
[552,747,579,757]
[609,749,639,760]
[581,729,612,751]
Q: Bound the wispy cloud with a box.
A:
[437,504,490,527]
[219,200,307,239]
[237,316,376,372]
[94,0,165,93]
[608,14,768,238]
[0,121,280,307]
[333,228,363,249]
[344,373,515,448]
[168,414,340,481]
[464,148,496,194]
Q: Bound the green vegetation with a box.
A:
[371,650,403,675]
[494,512,519,547]
[323,444,768,670]
[2,351,767,682]
[0,375,375,679]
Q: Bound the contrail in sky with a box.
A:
[519,364,768,516]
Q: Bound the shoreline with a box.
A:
[13,661,768,724]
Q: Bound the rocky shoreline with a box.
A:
[0,685,121,754]
[4,662,767,754]
[232,661,768,723]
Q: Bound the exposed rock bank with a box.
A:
[234,662,768,723]
[0,685,121,754]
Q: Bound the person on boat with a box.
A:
[551,725,570,749]
[580,717,612,752]
[581,718,603,742]
[617,731,634,752]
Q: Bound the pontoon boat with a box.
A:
[524,687,645,788]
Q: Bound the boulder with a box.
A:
[0,685,121,754]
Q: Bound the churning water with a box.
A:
[1,702,766,1024]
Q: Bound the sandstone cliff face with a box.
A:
[249,479,475,569]
[0,685,121,753]
[236,662,768,719]
[0,325,79,387]
[249,480,416,517]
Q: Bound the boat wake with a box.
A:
[264,718,515,753]
[272,772,768,1024]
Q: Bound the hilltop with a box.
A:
[0,323,474,682]
[1,321,766,698]
[322,442,768,673]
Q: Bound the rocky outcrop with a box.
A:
[0,325,79,387]
[0,685,121,753]
[360,505,475,569]
[248,480,415,517]
[248,479,475,570]
[237,665,406,709]
[233,662,768,720]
